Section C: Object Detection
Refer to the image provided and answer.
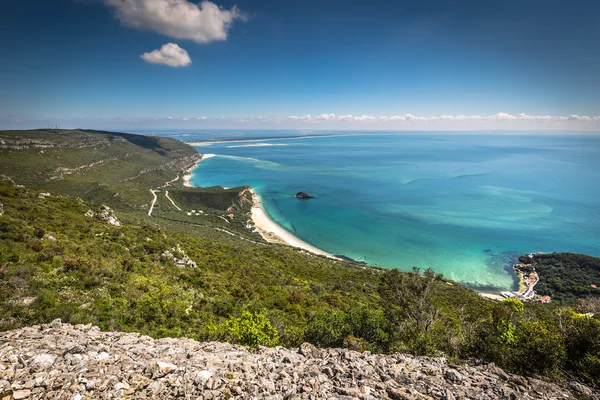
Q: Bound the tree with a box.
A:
[378,267,443,354]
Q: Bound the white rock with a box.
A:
[155,360,178,376]
[195,370,213,384]
[13,389,31,399]
[31,354,57,366]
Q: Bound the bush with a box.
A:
[306,309,348,347]
[221,311,279,347]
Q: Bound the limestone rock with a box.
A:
[98,205,121,226]
[0,323,592,399]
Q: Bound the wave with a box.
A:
[187,133,362,147]
[226,143,291,148]
[204,154,281,169]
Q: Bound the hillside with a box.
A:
[1,322,593,400]
[518,253,600,303]
[0,129,264,244]
[0,129,599,392]
[0,129,199,210]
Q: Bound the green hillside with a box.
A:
[519,253,600,303]
[0,129,599,388]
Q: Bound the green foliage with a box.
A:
[306,309,348,348]
[560,311,600,385]
[378,267,445,355]
[502,298,524,313]
[220,311,280,347]
[519,253,600,303]
[513,321,566,375]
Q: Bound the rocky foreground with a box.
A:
[0,321,595,399]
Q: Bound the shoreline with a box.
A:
[182,155,337,259]
[182,152,515,296]
[248,189,338,259]
[183,154,215,187]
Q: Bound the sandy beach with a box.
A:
[477,292,505,301]
[248,189,337,259]
[183,154,215,187]
[182,155,336,259]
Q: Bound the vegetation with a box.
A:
[518,253,600,303]
[0,130,599,389]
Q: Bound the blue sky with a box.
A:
[1,0,599,130]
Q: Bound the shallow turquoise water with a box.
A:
[187,133,600,290]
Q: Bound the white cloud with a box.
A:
[378,112,600,123]
[380,116,406,122]
[567,114,593,121]
[315,113,337,121]
[160,112,600,127]
[104,0,245,44]
[141,43,192,67]
[289,115,312,121]
[405,113,428,121]
[518,113,563,121]
[312,114,376,122]
[490,112,517,120]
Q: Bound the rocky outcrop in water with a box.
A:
[1,321,592,399]
[295,192,314,199]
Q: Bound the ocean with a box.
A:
[165,132,600,291]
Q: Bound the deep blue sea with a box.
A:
[161,132,600,291]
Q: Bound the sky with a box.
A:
[1,0,600,130]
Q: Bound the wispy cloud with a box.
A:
[315,113,337,121]
[7,112,599,131]
[104,0,246,44]
[289,115,312,121]
[380,116,406,122]
[309,114,376,122]
[141,43,191,67]
[567,114,593,121]
[378,112,598,123]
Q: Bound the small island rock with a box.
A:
[295,192,314,199]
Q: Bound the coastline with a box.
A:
[182,152,515,295]
[183,154,215,187]
[477,292,505,301]
[248,189,338,259]
[182,154,337,259]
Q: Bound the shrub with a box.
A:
[221,311,279,347]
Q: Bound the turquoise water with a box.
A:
[186,133,600,291]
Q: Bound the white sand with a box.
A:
[183,154,337,259]
[183,154,215,187]
[249,190,337,259]
[478,292,505,301]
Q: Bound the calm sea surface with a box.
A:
[171,132,600,291]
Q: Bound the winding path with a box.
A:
[165,191,182,211]
[148,189,158,216]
